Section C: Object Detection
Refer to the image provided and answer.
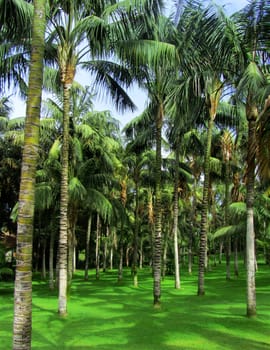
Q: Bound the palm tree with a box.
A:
[45,0,163,316]
[231,0,270,317]
[12,1,46,349]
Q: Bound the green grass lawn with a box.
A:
[1,263,270,349]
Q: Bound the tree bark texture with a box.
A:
[246,114,257,317]
[153,105,163,306]
[58,82,71,316]
[13,1,46,349]
[197,117,214,296]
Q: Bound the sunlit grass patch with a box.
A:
[1,263,270,350]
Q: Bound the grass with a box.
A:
[1,262,270,350]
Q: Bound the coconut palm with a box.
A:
[12,1,46,349]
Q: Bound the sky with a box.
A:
[9,0,248,127]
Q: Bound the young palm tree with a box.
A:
[12,1,46,349]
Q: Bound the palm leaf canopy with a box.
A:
[0,0,33,40]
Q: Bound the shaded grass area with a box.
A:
[1,263,270,349]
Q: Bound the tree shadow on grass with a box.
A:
[30,268,270,350]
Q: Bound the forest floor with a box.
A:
[1,262,270,349]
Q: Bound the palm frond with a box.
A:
[213,223,245,239]
[82,60,136,112]
[35,182,53,211]
[237,61,267,99]
[86,188,113,222]
[69,177,87,202]
[209,156,222,176]
[49,139,61,159]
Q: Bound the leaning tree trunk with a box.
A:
[13,1,46,349]
[245,102,257,317]
[153,104,163,307]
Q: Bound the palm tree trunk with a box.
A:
[118,225,124,282]
[49,227,55,290]
[110,247,113,270]
[234,237,239,277]
[162,229,168,280]
[153,104,163,307]
[41,239,46,280]
[103,226,109,272]
[95,213,101,280]
[58,81,71,316]
[84,214,92,281]
[246,112,257,317]
[139,240,143,269]
[12,1,46,349]
[224,161,231,280]
[132,167,140,287]
[173,144,181,289]
[198,117,214,296]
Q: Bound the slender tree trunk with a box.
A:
[58,81,71,316]
[118,229,123,282]
[224,161,231,280]
[173,145,181,289]
[246,109,257,317]
[162,229,168,280]
[198,117,214,295]
[132,167,140,287]
[198,81,221,295]
[109,228,115,270]
[219,241,223,264]
[95,214,101,280]
[12,2,46,349]
[189,174,197,275]
[49,227,55,290]
[41,239,46,280]
[110,247,113,270]
[126,247,131,267]
[153,104,163,307]
[84,214,92,281]
[139,239,143,269]
[234,237,239,277]
[68,226,73,285]
[103,226,109,272]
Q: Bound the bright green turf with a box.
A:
[1,262,270,349]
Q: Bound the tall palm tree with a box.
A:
[46,0,163,316]
[231,0,270,317]
[12,1,46,349]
